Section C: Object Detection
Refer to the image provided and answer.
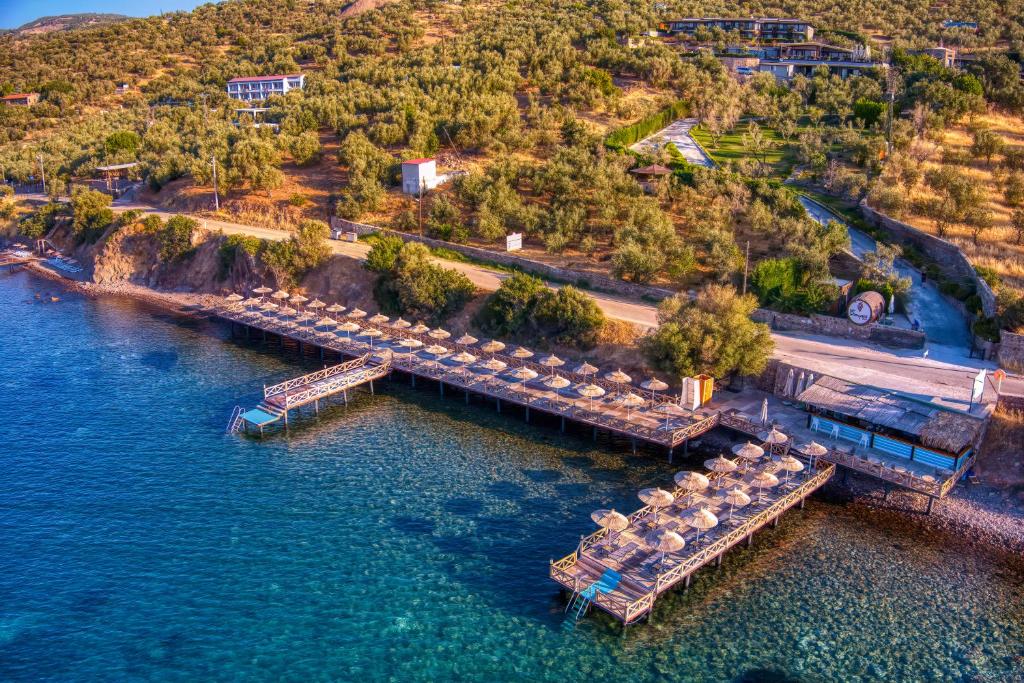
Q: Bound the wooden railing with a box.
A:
[215,308,725,447]
[264,353,371,398]
[550,460,835,623]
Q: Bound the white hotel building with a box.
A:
[226,74,305,102]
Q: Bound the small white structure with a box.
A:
[226,74,305,102]
[401,158,441,195]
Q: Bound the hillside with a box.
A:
[3,0,1024,333]
[8,13,129,36]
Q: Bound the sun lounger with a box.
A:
[606,541,638,563]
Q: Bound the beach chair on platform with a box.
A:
[606,541,638,563]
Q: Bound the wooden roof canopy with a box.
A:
[630,164,673,177]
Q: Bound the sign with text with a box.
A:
[506,232,523,252]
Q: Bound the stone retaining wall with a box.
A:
[330,217,676,302]
[859,201,997,318]
[751,308,926,349]
[998,331,1024,372]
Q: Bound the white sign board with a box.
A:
[847,299,873,325]
[506,232,523,252]
[971,369,987,406]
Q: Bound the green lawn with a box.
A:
[690,121,798,178]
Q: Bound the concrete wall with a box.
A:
[751,308,926,349]
[859,201,997,318]
[998,331,1024,372]
[329,217,677,302]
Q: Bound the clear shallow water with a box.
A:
[1,272,1022,682]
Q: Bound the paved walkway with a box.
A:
[798,195,972,350]
[630,118,714,167]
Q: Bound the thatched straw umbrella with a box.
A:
[398,338,424,352]
[391,317,411,329]
[306,299,325,311]
[325,303,345,314]
[225,293,243,302]
[723,487,752,523]
[645,528,685,571]
[576,383,606,411]
[479,339,506,356]
[428,327,451,340]
[604,369,632,397]
[759,427,789,450]
[410,322,430,335]
[347,308,367,319]
[543,374,570,391]
[507,366,537,391]
[362,327,383,349]
[778,455,805,486]
[422,344,449,370]
[641,377,668,406]
[478,358,508,373]
[592,509,629,533]
[337,321,360,339]
[732,441,765,471]
[450,351,478,366]
[799,441,828,471]
[368,313,389,326]
[638,487,674,524]
[684,506,719,544]
[289,294,308,309]
[510,346,534,362]
[674,470,710,506]
[704,455,738,487]
[539,354,565,375]
[751,470,780,503]
[455,334,478,347]
[252,286,272,298]
[271,289,290,301]
[616,392,646,418]
[572,362,599,377]
[315,316,337,331]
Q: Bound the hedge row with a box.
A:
[605,100,689,152]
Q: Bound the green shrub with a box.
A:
[751,257,837,315]
[972,316,1001,342]
[605,101,688,152]
[218,233,262,280]
[70,187,113,243]
[19,202,64,238]
[159,215,198,261]
[974,265,1001,288]
[475,274,604,349]
[371,242,475,323]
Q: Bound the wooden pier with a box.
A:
[550,458,836,625]
[214,304,722,451]
[229,352,391,434]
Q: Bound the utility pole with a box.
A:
[37,154,46,196]
[418,178,425,236]
[742,240,750,295]
[211,153,220,211]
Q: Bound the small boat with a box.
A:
[50,296,60,302]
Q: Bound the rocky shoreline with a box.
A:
[17,262,1024,556]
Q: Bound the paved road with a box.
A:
[630,118,714,167]
[20,193,1016,409]
[798,195,972,350]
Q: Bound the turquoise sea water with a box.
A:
[1,271,1022,682]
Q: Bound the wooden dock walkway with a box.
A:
[230,352,391,433]
[214,304,721,450]
[550,458,836,624]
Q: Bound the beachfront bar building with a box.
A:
[226,74,305,102]
[797,376,980,472]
